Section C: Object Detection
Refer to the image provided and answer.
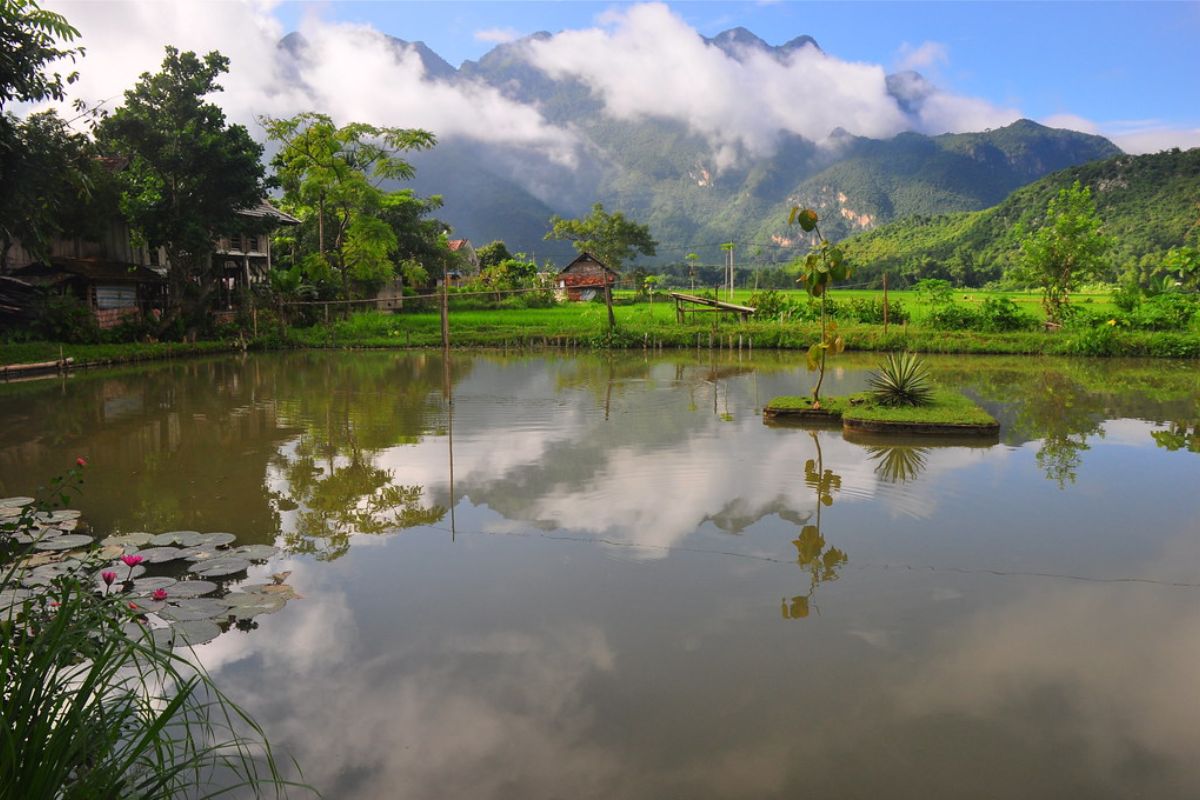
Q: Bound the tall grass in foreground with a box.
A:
[0,469,310,799]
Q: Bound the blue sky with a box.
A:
[271,0,1200,149]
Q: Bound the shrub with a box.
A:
[847,297,909,325]
[976,297,1038,332]
[925,302,980,331]
[32,292,100,343]
[868,352,935,407]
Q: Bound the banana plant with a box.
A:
[788,207,851,407]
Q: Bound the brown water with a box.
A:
[2,350,1199,798]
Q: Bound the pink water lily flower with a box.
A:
[101,571,117,585]
[120,554,144,567]
[76,456,87,467]
[151,588,169,601]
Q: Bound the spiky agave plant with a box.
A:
[868,352,934,407]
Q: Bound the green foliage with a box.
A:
[0,109,96,270]
[0,0,82,108]
[262,111,437,298]
[475,240,512,271]
[867,351,935,407]
[96,47,265,324]
[842,148,1200,289]
[1015,181,1112,321]
[545,202,657,271]
[789,207,850,404]
[976,296,1038,332]
[31,291,99,343]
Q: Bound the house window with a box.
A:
[95,285,137,309]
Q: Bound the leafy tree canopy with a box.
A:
[545,202,657,271]
[1015,180,1111,321]
[262,112,436,296]
[96,47,266,321]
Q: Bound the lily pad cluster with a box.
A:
[3,505,298,648]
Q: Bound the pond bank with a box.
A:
[5,314,1200,370]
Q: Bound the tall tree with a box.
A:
[261,112,436,298]
[545,202,657,271]
[0,1,88,270]
[96,47,265,326]
[1015,181,1111,322]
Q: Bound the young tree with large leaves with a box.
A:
[789,207,849,407]
[96,47,266,327]
[545,202,657,272]
[261,112,436,298]
[1016,181,1112,323]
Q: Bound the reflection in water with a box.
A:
[783,433,848,620]
[1152,421,1200,453]
[865,444,930,483]
[4,352,1200,798]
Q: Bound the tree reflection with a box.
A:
[865,444,929,483]
[782,432,848,620]
[1152,421,1200,453]
[270,354,457,559]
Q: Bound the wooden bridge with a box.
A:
[668,292,756,323]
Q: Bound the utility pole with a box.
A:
[720,242,734,301]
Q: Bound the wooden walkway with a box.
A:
[668,292,756,323]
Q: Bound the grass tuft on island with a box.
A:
[765,389,999,437]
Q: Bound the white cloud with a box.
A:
[1041,113,1200,154]
[474,26,521,44]
[44,0,581,164]
[521,3,1020,168]
[896,40,949,72]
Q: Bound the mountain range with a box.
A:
[280,28,1123,267]
[839,146,1200,286]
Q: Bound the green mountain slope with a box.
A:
[294,30,1124,265]
[839,147,1200,286]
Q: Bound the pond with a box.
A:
[2,350,1199,798]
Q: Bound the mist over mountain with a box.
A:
[278,24,1121,267]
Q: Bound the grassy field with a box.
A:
[2,288,1196,367]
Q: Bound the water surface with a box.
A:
[2,351,1198,798]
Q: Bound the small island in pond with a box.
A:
[763,389,1000,437]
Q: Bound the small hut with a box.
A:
[555,253,617,301]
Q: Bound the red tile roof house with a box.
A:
[555,253,618,301]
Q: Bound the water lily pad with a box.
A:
[150,530,204,547]
[180,546,223,562]
[239,582,296,596]
[34,510,81,523]
[167,580,218,598]
[225,591,286,615]
[132,546,185,564]
[192,557,250,578]
[100,532,154,548]
[0,506,23,519]
[93,544,125,561]
[0,497,35,508]
[159,598,229,622]
[126,599,165,614]
[232,544,278,561]
[34,533,93,551]
[0,588,33,613]
[196,532,237,548]
[169,619,222,646]
[131,577,177,594]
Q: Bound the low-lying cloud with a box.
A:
[40,0,1193,170]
